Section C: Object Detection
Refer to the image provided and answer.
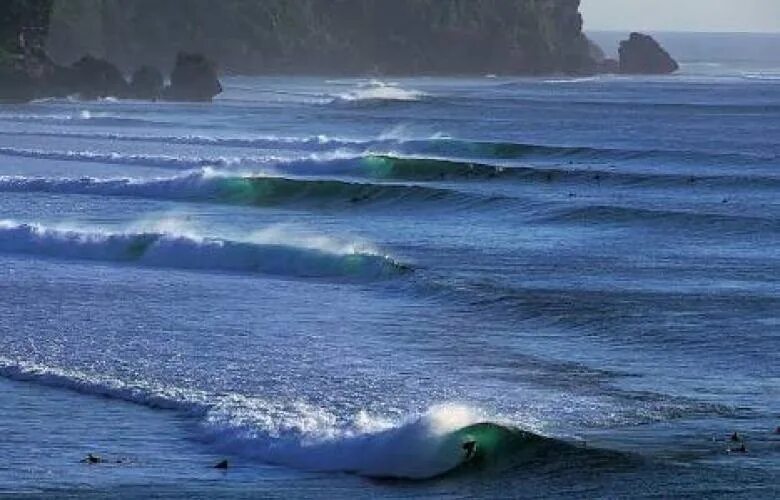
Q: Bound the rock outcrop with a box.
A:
[69,55,129,99]
[46,0,598,76]
[1,48,221,103]
[162,52,222,102]
[619,33,679,75]
[0,64,35,103]
[129,65,164,100]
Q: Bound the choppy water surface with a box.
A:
[0,67,778,498]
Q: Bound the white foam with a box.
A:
[543,76,600,84]
[0,220,404,280]
[0,146,269,170]
[0,356,486,479]
[334,81,427,103]
[204,403,485,478]
[740,71,780,81]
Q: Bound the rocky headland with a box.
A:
[46,0,598,76]
[2,1,680,104]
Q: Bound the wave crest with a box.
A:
[0,169,468,208]
[0,356,544,480]
[0,221,407,280]
[332,81,428,104]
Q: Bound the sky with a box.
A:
[581,0,780,33]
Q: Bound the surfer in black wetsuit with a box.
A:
[81,453,103,464]
[462,440,477,461]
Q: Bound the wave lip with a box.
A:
[0,130,365,151]
[0,169,467,208]
[0,357,625,480]
[0,356,553,481]
[0,221,407,281]
[0,146,259,170]
[203,404,531,479]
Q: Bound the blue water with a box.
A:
[0,62,778,497]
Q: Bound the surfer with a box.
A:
[81,453,103,464]
[462,440,477,461]
[729,443,747,454]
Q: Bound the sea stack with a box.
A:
[162,52,222,102]
[619,32,679,74]
[69,55,129,99]
[129,65,164,100]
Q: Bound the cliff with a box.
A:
[45,0,596,76]
[0,1,54,102]
[0,0,52,60]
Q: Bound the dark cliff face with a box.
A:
[0,0,52,56]
[46,0,596,76]
[619,32,679,74]
[0,0,53,102]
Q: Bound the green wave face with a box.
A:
[124,234,161,260]
[361,155,506,181]
[215,177,384,206]
[211,175,455,207]
[449,422,536,465]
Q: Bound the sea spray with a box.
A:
[0,221,407,280]
[0,357,527,480]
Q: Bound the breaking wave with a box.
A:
[332,80,428,104]
[0,358,614,480]
[0,169,471,208]
[0,146,261,170]
[0,136,771,173]
[0,130,361,151]
[0,221,407,280]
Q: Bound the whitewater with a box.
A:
[0,66,778,497]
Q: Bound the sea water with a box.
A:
[0,34,778,498]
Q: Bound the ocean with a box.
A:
[0,33,778,498]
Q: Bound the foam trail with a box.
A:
[0,221,406,280]
[0,146,262,170]
[0,356,536,479]
[0,130,367,151]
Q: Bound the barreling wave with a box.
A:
[0,170,475,208]
[0,221,407,280]
[395,138,777,165]
[0,358,617,480]
[322,154,780,188]
[2,156,776,206]
[0,135,772,175]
